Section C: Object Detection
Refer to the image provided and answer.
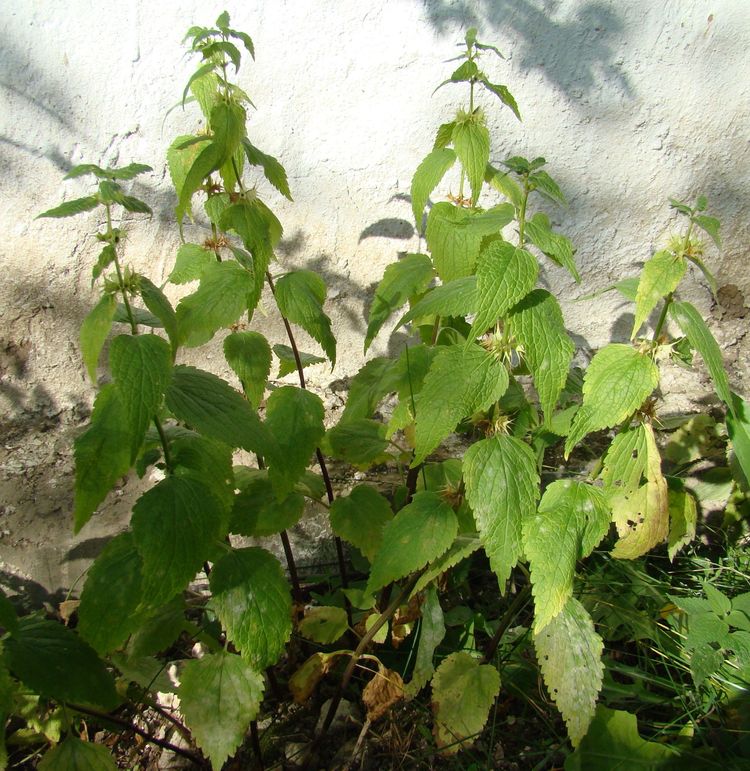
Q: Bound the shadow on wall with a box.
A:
[422,0,631,101]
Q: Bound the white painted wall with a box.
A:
[2,0,749,594]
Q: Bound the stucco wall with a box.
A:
[2,0,749,598]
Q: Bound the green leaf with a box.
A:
[470,240,538,336]
[431,652,500,753]
[669,301,733,412]
[667,488,697,560]
[74,384,132,532]
[340,357,400,422]
[176,140,223,222]
[176,260,254,347]
[231,469,305,536]
[0,591,18,635]
[535,597,604,747]
[132,477,224,607]
[210,547,292,669]
[365,254,434,350]
[508,289,574,423]
[168,242,214,284]
[609,424,669,560]
[166,365,275,457]
[167,135,209,214]
[37,195,99,219]
[564,344,659,458]
[243,139,292,200]
[524,480,610,631]
[127,596,188,658]
[265,386,325,495]
[452,118,489,205]
[398,276,477,327]
[410,149,457,229]
[298,606,349,644]
[78,532,144,654]
[329,485,393,561]
[172,434,235,512]
[524,212,579,281]
[92,244,116,281]
[414,343,509,464]
[529,169,566,207]
[632,251,686,338]
[367,492,457,593]
[275,270,336,367]
[426,202,510,282]
[224,331,271,409]
[110,334,172,461]
[479,79,521,120]
[727,392,750,489]
[210,101,246,165]
[80,294,116,382]
[180,651,264,769]
[323,418,390,466]
[405,585,445,696]
[463,435,539,586]
[693,214,721,247]
[485,164,523,209]
[38,736,117,770]
[412,535,481,594]
[564,706,677,770]
[433,121,456,149]
[5,615,118,709]
[273,344,325,378]
[139,278,179,355]
[65,161,151,181]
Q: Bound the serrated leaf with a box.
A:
[329,485,393,561]
[704,582,731,616]
[231,469,304,536]
[243,138,292,200]
[410,149,457,229]
[485,164,523,208]
[480,79,521,120]
[693,214,721,247]
[667,488,697,560]
[564,344,659,458]
[434,121,456,149]
[110,334,172,461]
[37,195,100,219]
[127,596,188,658]
[38,736,117,770]
[172,434,235,512]
[524,480,610,631]
[74,384,132,532]
[78,532,144,654]
[168,242,214,284]
[273,344,325,378]
[139,278,179,355]
[65,161,151,181]
[508,289,574,423]
[470,240,538,336]
[176,140,223,222]
[367,491,457,593]
[464,435,539,586]
[524,212,579,281]
[180,651,264,769]
[5,615,118,709]
[210,547,292,669]
[431,652,500,754]
[565,706,677,769]
[452,119,489,205]
[365,254,434,350]
[176,260,254,347]
[80,294,116,382]
[414,343,509,464]
[610,424,669,559]
[727,392,750,489]
[340,356,400,422]
[323,418,390,466]
[132,477,224,607]
[425,202,513,282]
[632,251,686,338]
[298,606,349,644]
[529,169,566,206]
[265,386,325,496]
[399,276,477,327]
[535,596,603,747]
[405,585,445,696]
[412,535,481,594]
[275,270,336,367]
[669,300,733,412]
[224,331,271,409]
[166,365,275,457]
[210,101,246,165]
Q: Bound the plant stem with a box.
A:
[250,720,265,771]
[68,703,205,766]
[153,416,173,472]
[481,582,531,664]
[280,529,302,598]
[518,178,529,248]
[106,203,137,335]
[652,293,673,341]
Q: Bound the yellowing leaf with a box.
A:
[298,606,349,644]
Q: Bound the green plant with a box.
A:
[2,16,748,770]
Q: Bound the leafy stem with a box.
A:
[105,203,137,335]
[517,176,529,248]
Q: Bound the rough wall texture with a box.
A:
[1,0,748,598]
